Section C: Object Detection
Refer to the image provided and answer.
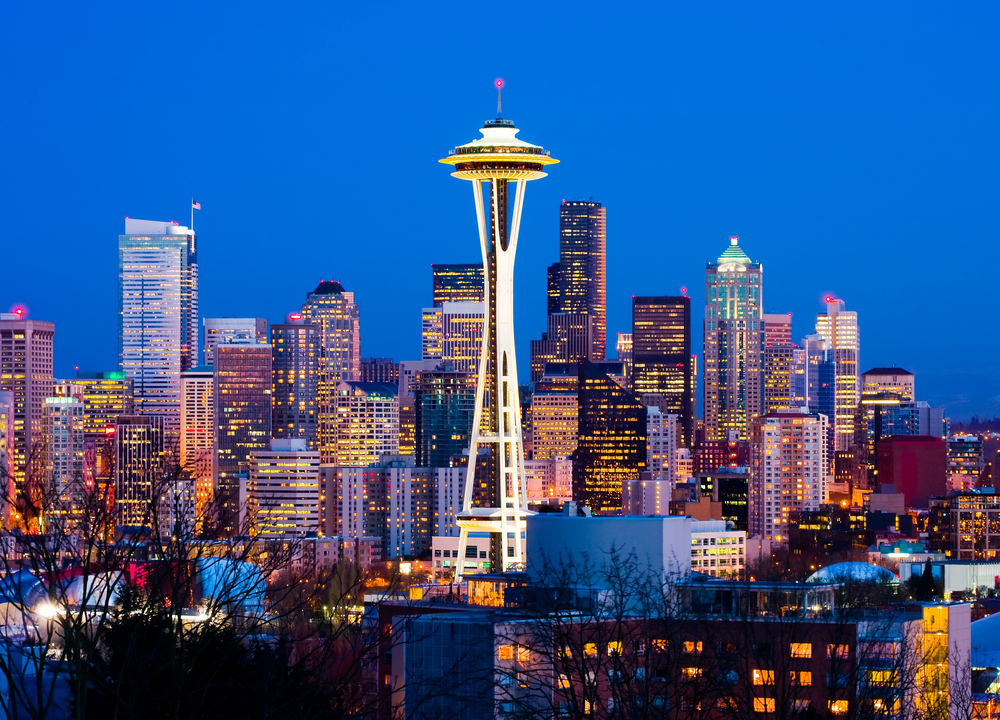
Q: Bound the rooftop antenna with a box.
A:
[495,78,504,118]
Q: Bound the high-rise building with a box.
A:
[213,342,272,534]
[72,371,134,437]
[415,365,475,468]
[271,316,320,450]
[438,107,558,576]
[816,297,860,452]
[530,364,579,461]
[749,409,829,543]
[862,367,914,402]
[948,435,984,483]
[0,391,13,524]
[616,333,633,383]
[431,264,485,306]
[762,313,795,413]
[646,407,678,487]
[573,359,646,515]
[301,281,361,463]
[114,415,165,528]
[0,313,55,494]
[180,365,213,528]
[332,381,398,467]
[703,237,763,442]
[440,302,484,375]
[546,262,561,315]
[553,200,607,359]
[360,358,399,384]
[631,296,694,447]
[529,313,593,383]
[249,439,321,538]
[118,218,198,435]
[42,396,85,528]
[877,436,946,507]
[202,318,267,366]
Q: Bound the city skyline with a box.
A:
[4,4,999,421]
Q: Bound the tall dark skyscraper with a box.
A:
[271,315,320,450]
[572,358,646,515]
[214,342,272,534]
[414,365,475,467]
[631,296,694,448]
[551,201,607,360]
[431,264,485,306]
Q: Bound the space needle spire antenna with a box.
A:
[439,84,559,581]
[495,78,504,118]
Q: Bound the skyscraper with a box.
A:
[553,200,607,359]
[331,381,399,467]
[42,396,85,528]
[415,365,475,468]
[616,333,633,382]
[202,318,267,366]
[816,297,860,452]
[631,296,694,448]
[118,218,198,435]
[0,312,55,495]
[703,237,763,442]
[862,367,914,401]
[749,409,829,543]
[301,280,361,462]
[440,302,485,374]
[530,364,579,461]
[115,415,165,528]
[72,371,134,437]
[646,407,678,487]
[271,315,320,449]
[360,358,399,384]
[180,365,214,526]
[528,313,594,383]
[249,439,321,538]
[762,313,795,413]
[438,101,558,576]
[213,342,272,534]
[573,359,646,515]
[431,264,485,306]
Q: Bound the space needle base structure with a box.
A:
[439,89,558,582]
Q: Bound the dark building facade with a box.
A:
[693,437,750,475]
[631,296,694,448]
[431,264,484,306]
[552,201,607,360]
[529,313,594,383]
[360,357,400,384]
[877,435,946,508]
[788,504,875,568]
[214,343,272,534]
[572,359,646,515]
[415,366,475,468]
[696,471,749,531]
[271,318,320,450]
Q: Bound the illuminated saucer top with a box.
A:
[439,82,558,181]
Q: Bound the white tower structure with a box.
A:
[439,86,558,579]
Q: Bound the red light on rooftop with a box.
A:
[74,365,79,370]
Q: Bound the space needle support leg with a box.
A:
[456,178,491,585]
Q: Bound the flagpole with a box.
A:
[191,198,194,233]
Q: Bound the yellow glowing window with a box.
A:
[497,645,514,660]
[790,671,811,686]
[558,674,570,688]
[683,641,703,654]
[559,646,572,659]
[827,644,849,659]
[868,670,894,686]
[753,669,774,685]
[683,667,702,678]
[607,641,622,656]
[584,643,597,658]
[829,700,848,715]
[753,698,775,713]
[790,643,811,658]
[517,646,530,663]
[652,639,667,651]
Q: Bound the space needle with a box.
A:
[439,81,558,580]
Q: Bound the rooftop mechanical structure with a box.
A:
[439,91,558,581]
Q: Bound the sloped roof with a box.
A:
[311,280,346,295]
[717,237,751,265]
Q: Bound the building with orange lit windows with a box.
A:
[703,237,763,442]
[271,315,320,450]
[750,409,830,543]
[331,381,398,467]
[816,297,860,453]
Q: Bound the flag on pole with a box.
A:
[192,200,202,210]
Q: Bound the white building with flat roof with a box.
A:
[690,519,746,578]
[249,439,321,538]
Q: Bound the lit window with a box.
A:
[753,697,776,713]
[753,669,774,685]
[497,645,514,660]
[790,643,811,658]
[584,643,597,658]
[829,700,848,715]
[827,644,849,659]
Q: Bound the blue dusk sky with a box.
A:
[2,2,998,419]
